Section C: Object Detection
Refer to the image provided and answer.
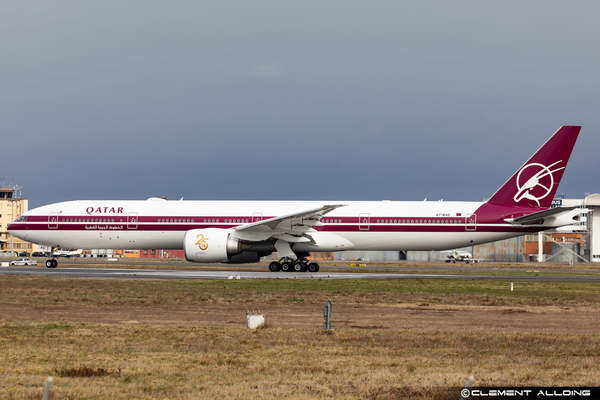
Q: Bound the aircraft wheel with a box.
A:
[268,261,281,272]
[46,260,53,268]
[307,262,320,273]
[292,261,304,272]
[280,262,292,272]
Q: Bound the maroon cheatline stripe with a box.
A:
[21,215,469,224]
[8,223,541,233]
[21,216,273,223]
[316,225,541,233]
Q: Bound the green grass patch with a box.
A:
[1,275,600,308]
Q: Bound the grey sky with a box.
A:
[1,1,598,207]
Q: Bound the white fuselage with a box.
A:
[9,199,540,252]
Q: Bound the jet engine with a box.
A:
[183,228,274,263]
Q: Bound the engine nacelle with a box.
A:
[184,228,275,263]
[184,228,241,262]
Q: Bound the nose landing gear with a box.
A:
[46,246,58,268]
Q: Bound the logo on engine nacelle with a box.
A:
[195,234,208,251]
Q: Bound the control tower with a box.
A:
[0,186,36,254]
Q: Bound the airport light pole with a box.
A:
[10,196,14,254]
[9,185,23,255]
[538,232,543,262]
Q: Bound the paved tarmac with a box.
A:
[1,266,600,281]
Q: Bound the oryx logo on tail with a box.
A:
[513,160,564,207]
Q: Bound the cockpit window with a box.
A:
[17,216,27,222]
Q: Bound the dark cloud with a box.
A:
[1,1,598,207]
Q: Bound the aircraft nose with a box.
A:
[7,220,25,235]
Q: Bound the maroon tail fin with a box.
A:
[486,125,580,209]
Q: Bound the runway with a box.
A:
[1,266,600,281]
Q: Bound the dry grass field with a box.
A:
[54,257,600,274]
[1,275,599,399]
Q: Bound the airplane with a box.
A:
[8,126,588,271]
[442,250,477,264]
[52,248,83,258]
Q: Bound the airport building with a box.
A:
[0,186,37,254]
[140,249,184,259]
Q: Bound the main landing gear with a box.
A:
[268,257,320,273]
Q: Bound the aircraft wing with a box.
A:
[231,204,345,242]
[505,206,587,225]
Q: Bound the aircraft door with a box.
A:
[127,213,138,230]
[48,213,59,230]
[465,214,477,231]
[359,213,370,230]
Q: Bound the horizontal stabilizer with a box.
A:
[505,206,588,225]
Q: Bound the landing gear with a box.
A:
[268,261,281,272]
[293,260,307,272]
[268,258,319,273]
[280,260,293,272]
[45,259,58,268]
[307,262,320,273]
